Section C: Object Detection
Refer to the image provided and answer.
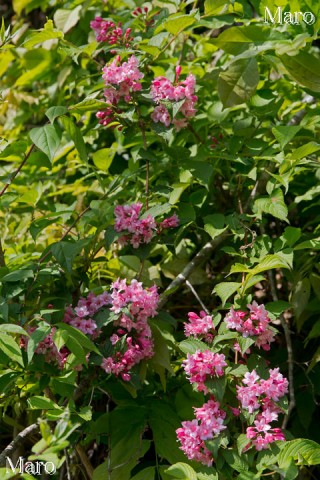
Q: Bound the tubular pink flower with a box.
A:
[183,350,227,393]
[225,302,275,350]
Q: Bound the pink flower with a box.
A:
[183,350,227,393]
[184,311,214,341]
[114,203,180,248]
[176,398,226,466]
[225,302,275,350]
[151,71,197,130]
[90,17,133,47]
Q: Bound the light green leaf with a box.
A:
[179,339,208,354]
[218,58,259,108]
[0,324,27,335]
[92,148,116,171]
[204,214,227,240]
[45,106,68,123]
[238,336,255,354]
[54,6,82,33]
[278,439,320,467]
[214,282,241,305]
[289,141,320,161]
[165,462,197,480]
[163,15,196,35]
[28,396,62,411]
[272,126,301,149]
[253,189,288,222]
[30,125,61,162]
[141,203,172,219]
[23,19,63,49]
[204,0,228,15]
[69,98,107,113]
[0,333,24,366]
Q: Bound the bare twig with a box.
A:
[0,144,35,198]
[75,445,93,480]
[267,269,295,428]
[185,280,210,314]
[158,232,228,309]
[0,240,6,267]
[0,423,39,467]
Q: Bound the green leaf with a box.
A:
[60,116,87,165]
[179,339,208,354]
[206,376,227,402]
[1,269,34,282]
[281,52,320,92]
[23,19,63,49]
[163,15,196,35]
[53,6,82,33]
[69,98,107,113]
[0,333,24,366]
[165,462,197,480]
[238,336,255,354]
[27,324,51,363]
[272,126,301,149]
[45,106,68,123]
[283,227,301,247]
[141,203,172,219]
[50,239,89,273]
[56,323,101,355]
[289,141,320,161]
[218,58,259,108]
[222,449,249,472]
[253,189,288,222]
[204,0,228,15]
[29,125,61,162]
[265,300,290,316]
[214,282,241,305]
[28,396,62,411]
[204,214,227,240]
[0,324,27,335]
[130,467,156,480]
[278,439,320,467]
[92,148,116,171]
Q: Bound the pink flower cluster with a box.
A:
[237,369,288,450]
[184,311,214,342]
[64,291,111,337]
[90,17,133,47]
[151,66,198,130]
[183,350,227,393]
[176,398,226,466]
[114,202,179,248]
[97,56,143,127]
[101,279,159,381]
[20,327,69,368]
[225,301,275,351]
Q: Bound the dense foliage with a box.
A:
[1,0,320,478]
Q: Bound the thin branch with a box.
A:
[158,232,228,309]
[185,279,210,314]
[267,269,295,428]
[0,144,35,198]
[75,445,94,480]
[0,423,39,467]
[0,240,6,267]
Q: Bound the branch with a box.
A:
[158,232,228,309]
[0,144,35,198]
[75,445,94,480]
[185,279,210,314]
[0,423,39,467]
[0,240,6,267]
